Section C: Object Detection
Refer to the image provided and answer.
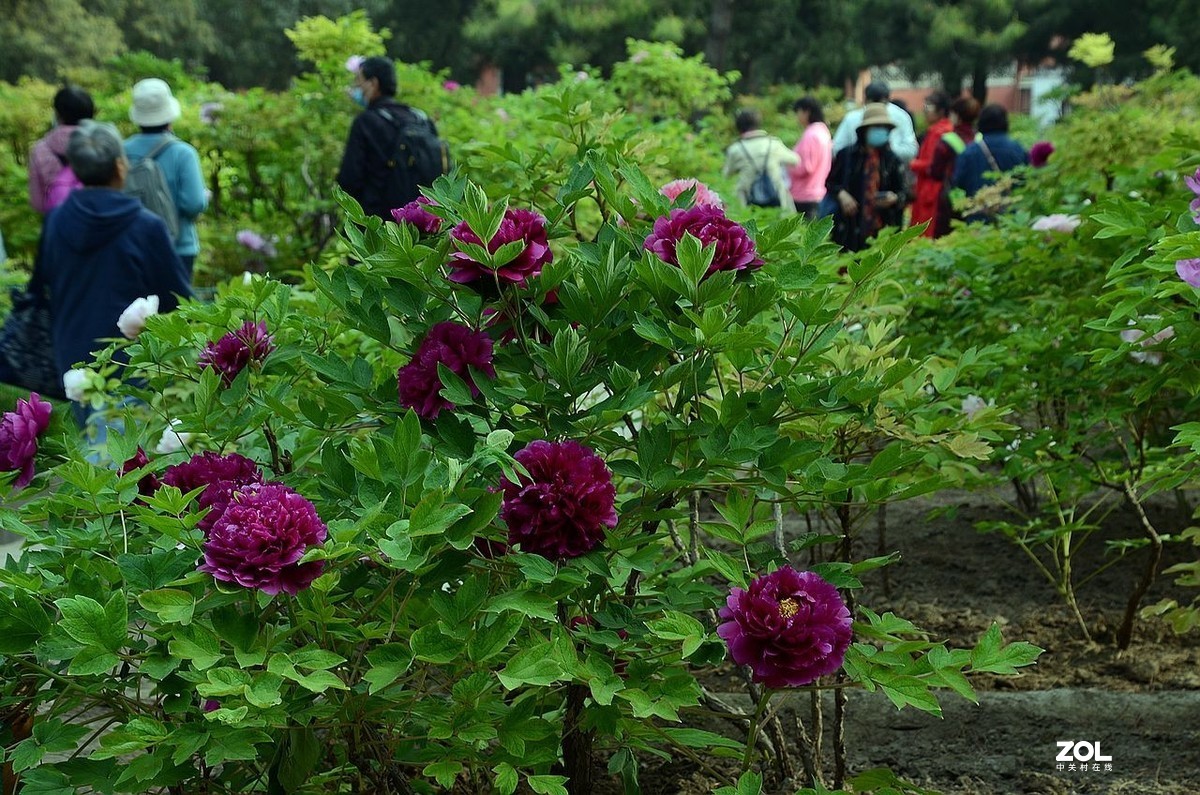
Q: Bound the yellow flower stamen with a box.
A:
[778,597,799,619]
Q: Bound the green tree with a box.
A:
[0,0,126,82]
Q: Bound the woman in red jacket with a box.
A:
[928,96,980,238]
[908,91,951,237]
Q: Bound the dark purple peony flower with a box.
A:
[0,393,52,489]
[644,205,763,278]
[391,196,443,235]
[717,566,852,689]
[448,207,552,287]
[1029,141,1055,168]
[397,322,496,420]
[202,698,221,713]
[500,440,617,560]
[120,447,161,498]
[162,451,265,534]
[199,320,276,386]
[198,483,327,595]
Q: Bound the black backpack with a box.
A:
[375,106,451,202]
[738,139,781,208]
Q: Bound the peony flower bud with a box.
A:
[117,295,159,339]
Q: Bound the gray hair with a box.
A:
[67,120,125,186]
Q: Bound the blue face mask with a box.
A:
[866,128,890,148]
[351,87,368,108]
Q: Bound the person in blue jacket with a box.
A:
[123,78,208,276]
[35,121,193,430]
[953,104,1029,199]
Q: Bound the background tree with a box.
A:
[0,0,126,82]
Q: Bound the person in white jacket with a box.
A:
[723,108,800,214]
[831,81,918,162]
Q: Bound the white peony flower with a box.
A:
[961,394,992,420]
[62,369,88,403]
[154,419,193,454]
[1121,317,1174,365]
[117,295,160,339]
[1031,214,1081,233]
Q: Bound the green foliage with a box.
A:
[0,37,1044,792]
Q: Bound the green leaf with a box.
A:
[68,646,121,676]
[55,594,126,652]
[408,491,474,537]
[488,591,559,621]
[364,644,414,694]
[137,589,196,625]
[494,763,519,795]
[411,625,462,664]
[646,611,706,658]
[527,775,570,795]
[423,761,463,789]
[496,646,565,689]
[468,613,524,663]
[970,623,1043,675]
[0,590,51,653]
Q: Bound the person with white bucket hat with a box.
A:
[123,78,207,277]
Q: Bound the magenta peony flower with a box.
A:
[198,483,327,595]
[644,205,764,278]
[397,322,496,419]
[199,320,276,386]
[660,178,724,209]
[1029,141,1055,168]
[235,229,276,257]
[120,447,161,498]
[391,196,442,235]
[717,566,852,688]
[0,393,52,489]
[500,440,617,560]
[1177,258,1200,288]
[448,207,552,287]
[162,451,264,533]
[442,80,461,91]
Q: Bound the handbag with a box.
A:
[0,284,63,398]
[739,140,781,207]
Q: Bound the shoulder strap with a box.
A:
[54,152,69,167]
[977,137,1001,171]
[142,135,176,161]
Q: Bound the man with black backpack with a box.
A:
[337,56,451,221]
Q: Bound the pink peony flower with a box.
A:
[1176,258,1200,288]
[199,321,276,386]
[117,295,159,339]
[120,447,161,498]
[198,483,327,595]
[660,179,724,209]
[500,440,617,560]
[644,205,764,278]
[717,566,852,688]
[199,102,223,125]
[397,322,496,420]
[0,393,53,489]
[448,208,552,287]
[443,80,461,91]
[345,55,364,73]
[235,229,276,258]
[391,196,443,235]
[1029,141,1055,168]
[1186,168,1200,224]
[162,451,264,534]
[1030,214,1081,233]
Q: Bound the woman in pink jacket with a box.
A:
[788,97,833,219]
[28,86,94,215]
